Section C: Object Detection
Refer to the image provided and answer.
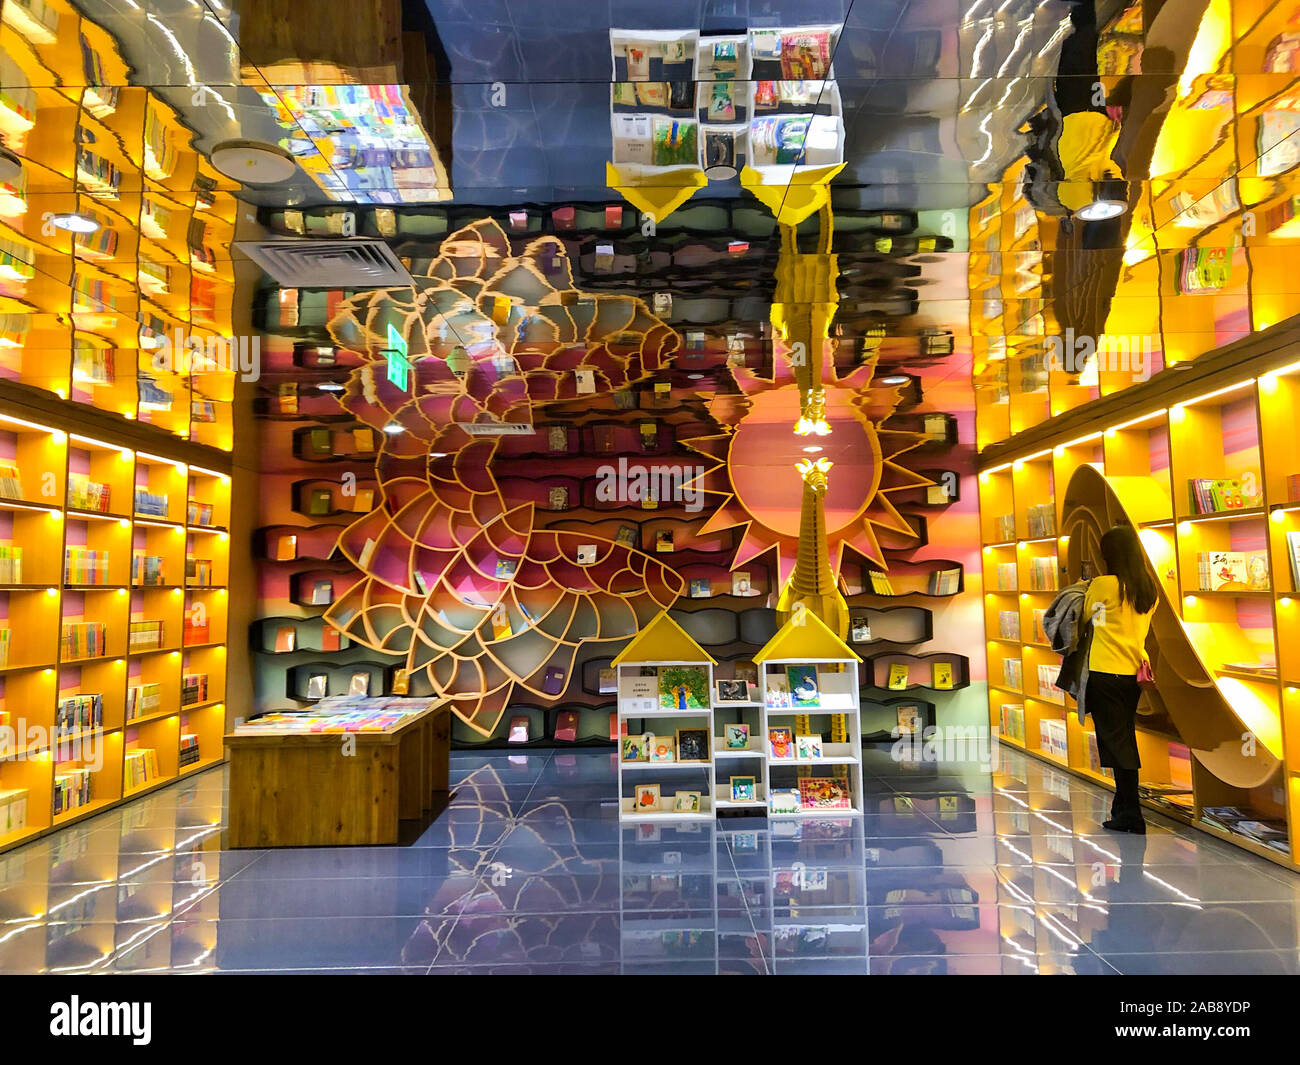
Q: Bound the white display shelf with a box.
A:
[617,797,714,820]
[620,759,713,771]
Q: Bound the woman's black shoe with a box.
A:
[1102,817,1147,834]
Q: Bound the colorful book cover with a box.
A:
[657,665,708,709]
[554,711,579,742]
[765,675,792,708]
[797,775,851,810]
[768,726,793,759]
[932,662,955,690]
[724,723,750,749]
[795,734,822,759]
[887,662,910,690]
[785,665,820,708]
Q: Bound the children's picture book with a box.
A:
[495,558,517,579]
[598,667,617,693]
[635,784,660,811]
[615,524,638,548]
[508,715,530,743]
[769,788,801,813]
[786,665,820,708]
[797,775,851,810]
[795,734,823,759]
[768,726,794,759]
[648,735,675,763]
[850,616,872,643]
[547,426,568,452]
[657,665,709,710]
[305,674,327,699]
[548,486,569,510]
[673,790,702,813]
[724,723,750,749]
[576,544,597,565]
[554,711,579,742]
[729,776,757,803]
[675,728,709,762]
[731,571,752,596]
[622,734,649,762]
[348,671,370,696]
[689,578,710,598]
[715,678,749,703]
[888,662,911,690]
[765,674,792,708]
[655,529,673,552]
[896,705,923,735]
[932,662,955,690]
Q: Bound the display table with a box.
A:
[225,696,450,847]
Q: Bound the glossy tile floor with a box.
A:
[3,746,1299,974]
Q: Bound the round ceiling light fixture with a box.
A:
[879,375,910,386]
[50,212,100,234]
[704,163,738,181]
[209,139,297,184]
[1074,199,1126,222]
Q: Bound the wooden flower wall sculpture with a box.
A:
[320,220,684,735]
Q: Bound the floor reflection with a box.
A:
[0,746,1297,974]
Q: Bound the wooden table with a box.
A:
[225,700,450,847]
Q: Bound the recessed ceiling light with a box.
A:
[801,446,823,454]
[688,373,704,379]
[879,375,909,385]
[209,139,297,184]
[1074,199,1126,222]
[430,451,448,458]
[382,423,403,435]
[50,212,100,234]
[317,382,344,392]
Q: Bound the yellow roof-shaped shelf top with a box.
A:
[753,610,861,664]
[612,610,717,666]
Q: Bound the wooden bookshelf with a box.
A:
[0,0,241,450]
[0,409,232,854]
[979,352,1300,870]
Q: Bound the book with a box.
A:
[508,715,530,743]
[598,667,617,693]
[689,578,710,598]
[622,734,649,762]
[554,710,579,742]
[495,558,517,579]
[655,529,673,552]
[768,726,794,759]
[769,788,801,813]
[795,734,822,759]
[896,705,923,735]
[614,525,637,548]
[658,665,708,709]
[797,775,851,810]
[305,673,328,699]
[785,664,820,708]
[764,675,792,708]
[272,535,297,561]
[731,571,752,596]
[887,662,910,690]
[932,662,955,690]
[724,723,750,749]
[348,672,370,695]
[548,486,568,510]
[575,369,596,394]
[850,616,872,643]
[543,666,566,695]
[307,488,332,515]
[310,579,333,605]
[648,735,675,762]
[576,544,597,565]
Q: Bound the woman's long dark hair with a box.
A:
[1099,524,1158,614]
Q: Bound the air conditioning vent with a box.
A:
[235,239,414,289]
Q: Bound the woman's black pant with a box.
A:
[1086,670,1142,819]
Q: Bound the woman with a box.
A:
[1084,524,1158,834]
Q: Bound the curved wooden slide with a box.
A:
[1060,464,1280,789]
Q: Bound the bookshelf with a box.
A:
[979,348,1300,868]
[754,611,863,818]
[612,613,718,821]
[0,0,241,449]
[0,409,231,854]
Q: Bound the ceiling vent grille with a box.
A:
[235,239,414,289]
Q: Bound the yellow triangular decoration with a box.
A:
[754,609,861,664]
[612,610,717,666]
[738,163,845,227]
[606,162,707,224]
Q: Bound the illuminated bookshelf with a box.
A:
[0,410,231,853]
[979,345,1300,869]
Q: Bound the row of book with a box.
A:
[300,426,377,457]
[926,567,962,596]
[67,475,112,513]
[64,547,111,585]
[1201,806,1289,854]
[72,343,114,381]
[1024,555,1058,591]
[0,788,27,835]
[303,672,375,700]
[131,552,166,586]
[185,558,214,586]
[997,610,1019,640]
[998,703,1025,744]
[0,628,9,667]
[1195,550,1270,591]
[187,501,215,527]
[885,661,957,690]
[133,486,169,517]
[181,672,208,706]
[1037,662,1065,702]
[992,513,1015,541]
[1025,503,1056,538]
[1188,477,1258,514]
[124,747,161,791]
[128,620,164,652]
[182,618,209,645]
[55,693,102,734]
[0,463,22,499]
[994,562,1017,591]
[53,768,92,815]
[1001,658,1023,691]
[61,622,106,660]
[1039,717,1068,761]
[178,732,201,768]
[126,682,161,721]
[0,544,22,584]
[272,625,343,653]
